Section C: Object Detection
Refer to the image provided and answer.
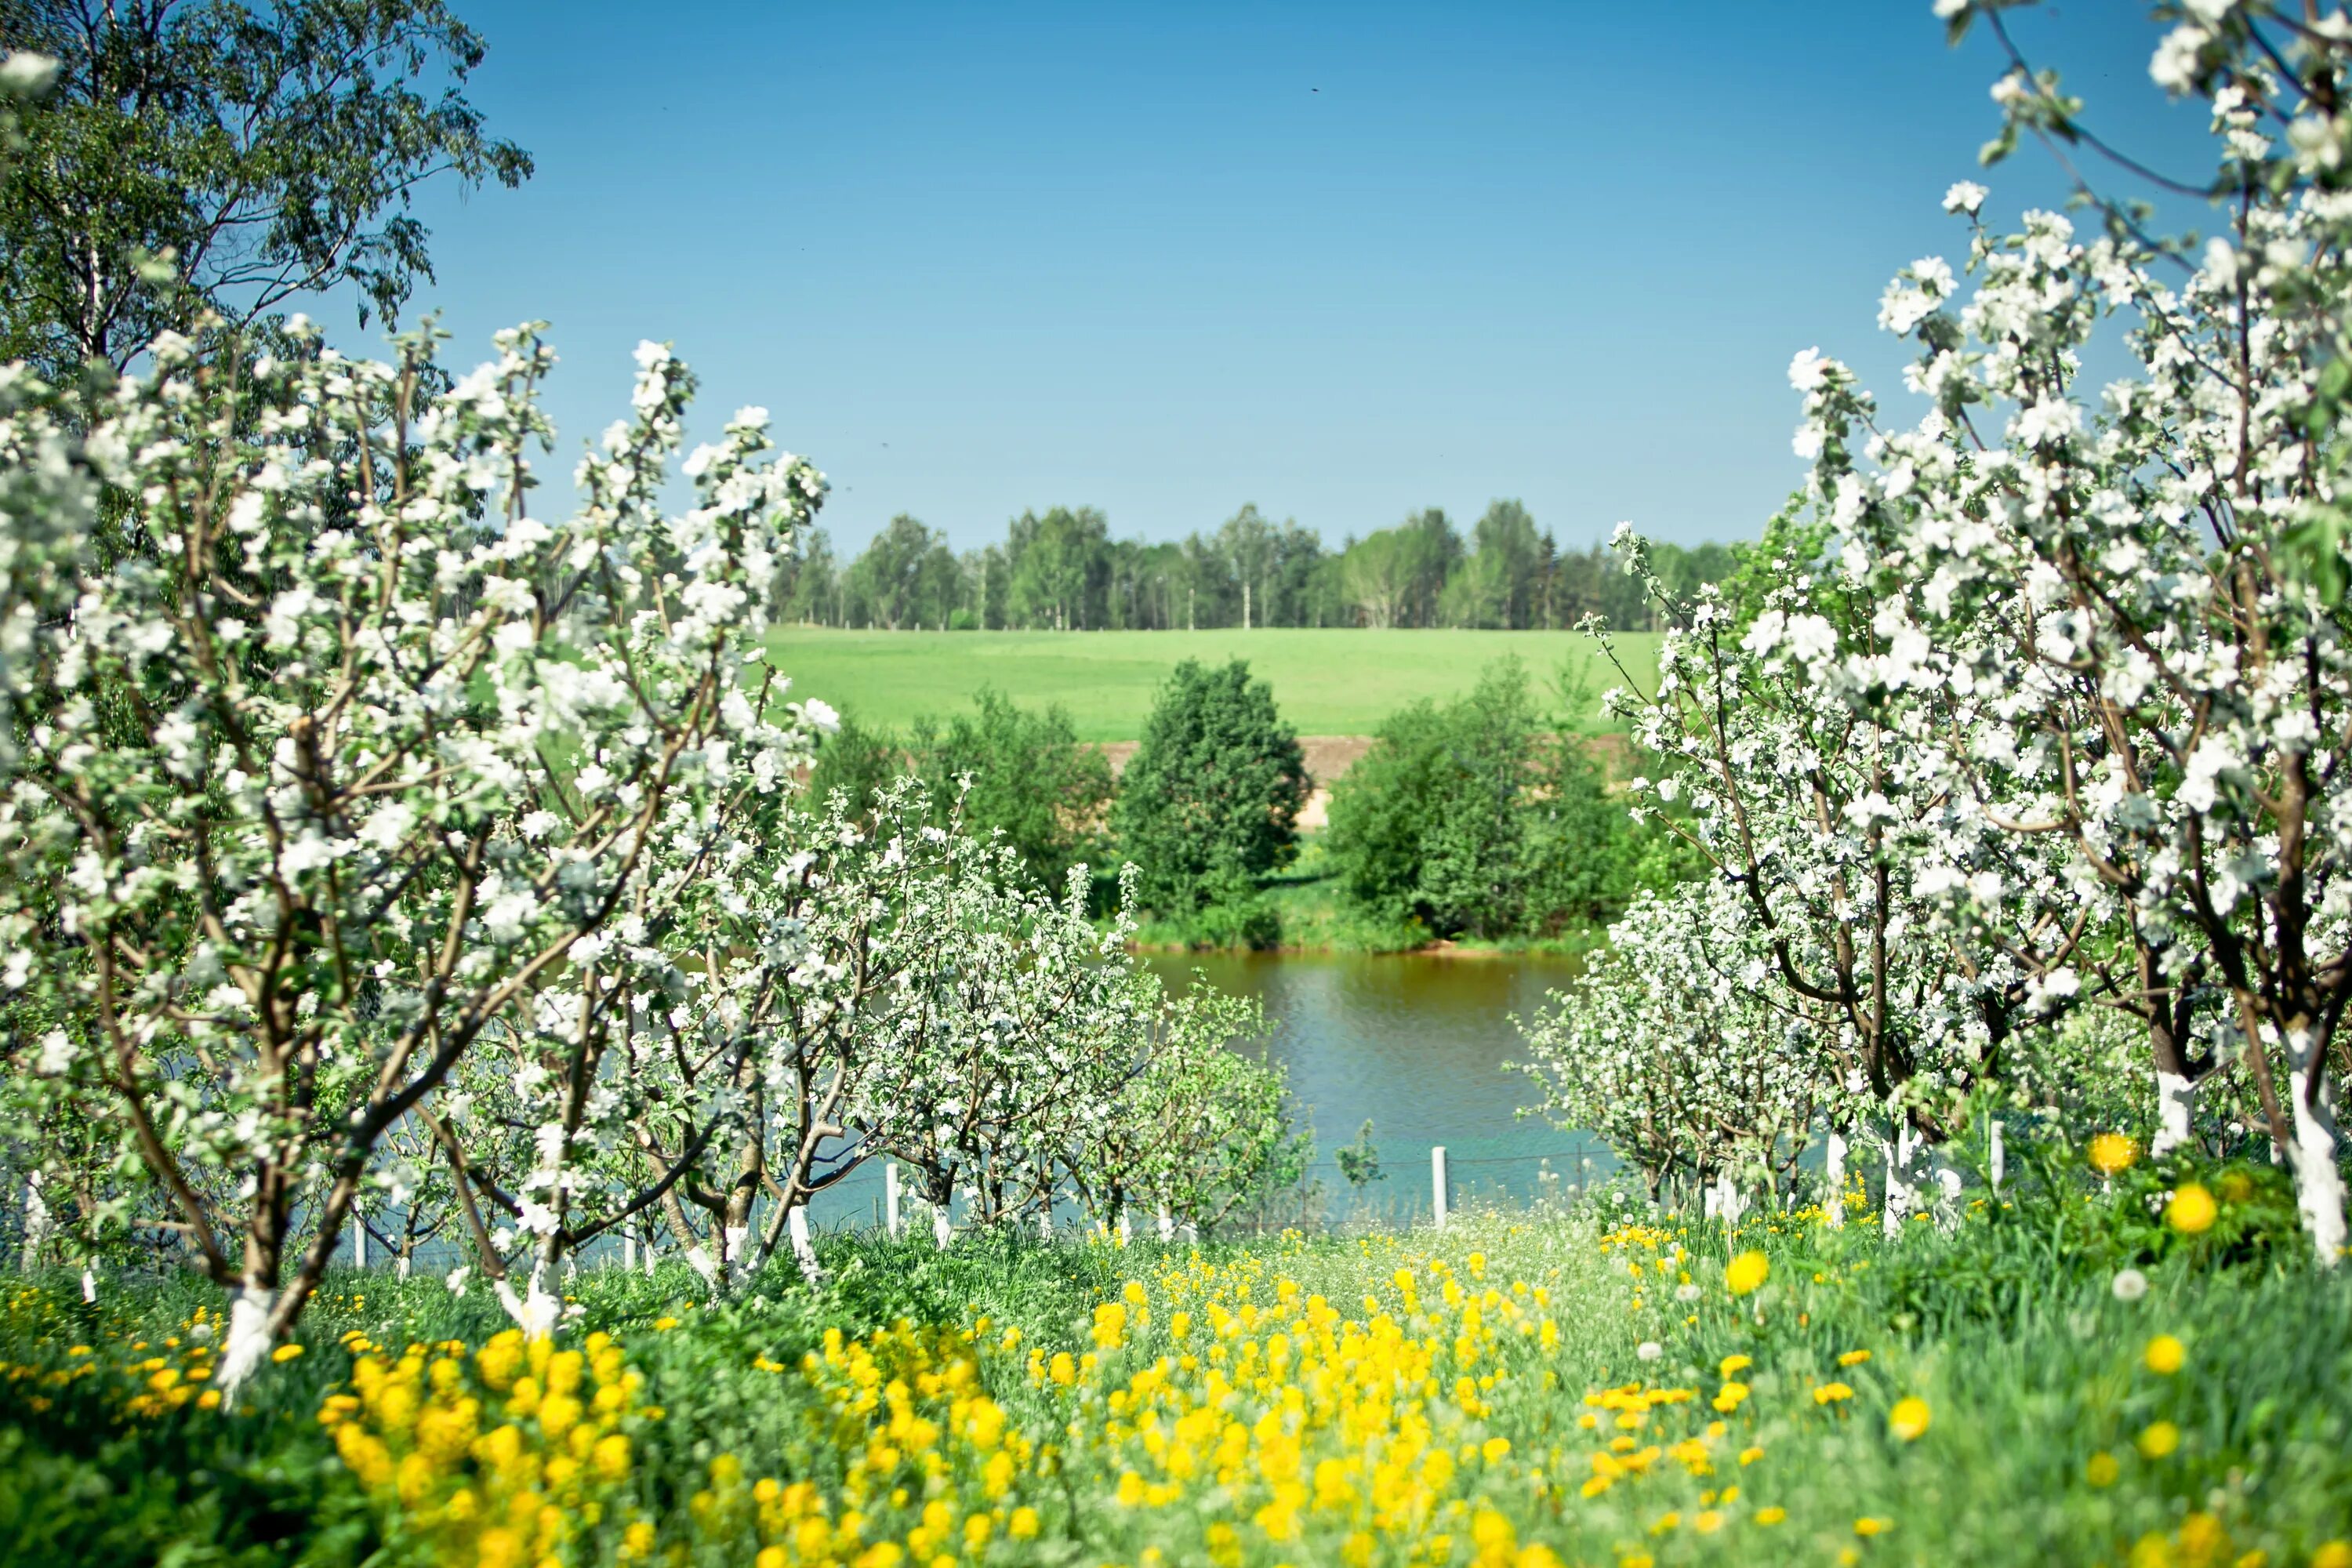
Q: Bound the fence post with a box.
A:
[884,1163,902,1240]
[1432,1145,1449,1230]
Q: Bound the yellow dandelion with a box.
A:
[1888,1396,1931,1441]
[2143,1334,2186,1375]
[1726,1251,1769,1296]
[2166,1184,2218,1235]
[2137,1421,2180,1459]
[2089,1133,2137,1176]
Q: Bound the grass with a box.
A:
[5,1154,2347,1568]
[763,628,1664,742]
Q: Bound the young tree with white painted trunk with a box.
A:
[1079,975,1307,1236]
[0,319,825,1386]
[873,862,1155,1244]
[1795,0,2352,1261]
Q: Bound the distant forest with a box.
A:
[775,502,1737,633]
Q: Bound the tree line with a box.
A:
[778,500,1737,633]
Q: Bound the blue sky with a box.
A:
[358,1,2215,554]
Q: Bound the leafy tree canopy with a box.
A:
[0,0,531,374]
[1114,658,1307,917]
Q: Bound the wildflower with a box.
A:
[2137,1421,2180,1459]
[2089,1133,2137,1175]
[1855,1518,1892,1537]
[1813,1381,1856,1406]
[1636,1341,1663,1362]
[2085,1451,2120,1486]
[1838,1348,1872,1367]
[2143,1334,2186,1375]
[652,1316,679,1331]
[2111,1269,2150,1302]
[2165,1184,2218,1235]
[1675,1283,1702,1302]
[1726,1251,1769,1295]
[2311,1544,2352,1568]
[272,1344,304,1363]
[1756,1506,1788,1525]
[1888,1397,1931,1441]
[1718,1354,1751,1379]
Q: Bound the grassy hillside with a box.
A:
[764,627,1662,742]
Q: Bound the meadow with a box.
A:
[762,629,1662,742]
[6,1153,2348,1568]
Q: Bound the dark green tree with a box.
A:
[0,0,531,374]
[1115,659,1307,919]
[1325,659,1638,940]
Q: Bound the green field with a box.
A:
[763,628,1662,741]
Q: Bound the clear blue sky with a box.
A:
[358,1,2212,555]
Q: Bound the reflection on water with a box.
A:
[1139,951,1612,1218]
[742,953,1610,1240]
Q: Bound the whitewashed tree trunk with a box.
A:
[1156,1202,1174,1242]
[20,1173,49,1271]
[1824,1130,1848,1229]
[884,1163,902,1240]
[2151,1072,2198,1159]
[1116,1207,1132,1247]
[1988,1119,2005,1192]
[2285,1044,2349,1267]
[622,1228,636,1272]
[354,1211,367,1271]
[1037,1206,1053,1241]
[80,1265,94,1303]
[931,1193,953,1250]
[786,1204,823,1286]
[216,1286,275,1404]
[493,1265,561,1339]
[1926,1145,1965,1232]
[1882,1129,1917,1240]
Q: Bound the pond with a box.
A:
[802,950,1610,1233]
[1141,950,1610,1221]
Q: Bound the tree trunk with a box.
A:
[2286,1033,2349,1265]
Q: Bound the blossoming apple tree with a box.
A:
[0,318,828,1386]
